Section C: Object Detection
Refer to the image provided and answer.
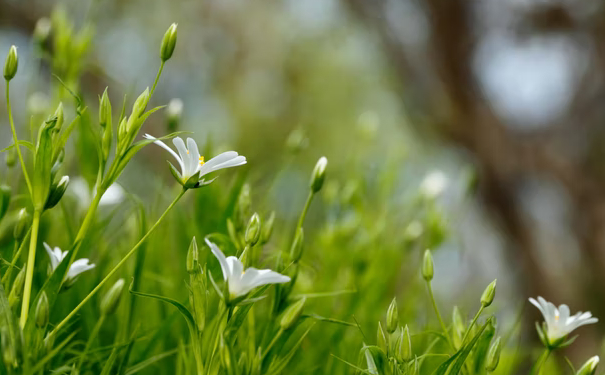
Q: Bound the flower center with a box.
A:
[199,156,205,166]
[555,312,560,322]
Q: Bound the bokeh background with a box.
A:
[2,0,605,371]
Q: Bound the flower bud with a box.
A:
[280,297,306,330]
[226,218,242,250]
[244,213,261,246]
[35,292,49,328]
[3,46,18,81]
[99,87,112,128]
[577,356,599,375]
[310,156,327,193]
[102,121,113,163]
[160,23,178,62]
[481,279,497,307]
[260,211,275,245]
[0,185,11,222]
[54,102,64,132]
[5,146,16,168]
[485,336,501,372]
[386,297,398,334]
[186,237,199,273]
[1,327,17,368]
[285,128,308,154]
[13,209,31,242]
[166,98,183,132]
[237,184,252,226]
[8,266,26,308]
[452,306,465,349]
[377,321,387,353]
[289,228,304,263]
[422,249,434,281]
[33,17,52,46]
[101,278,125,316]
[397,325,412,362]
[130,88,150,125]
[45,175,69,210]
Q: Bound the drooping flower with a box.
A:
[205,238,289,302]
[529,296,598,347]
[144,134,246,189]
[44,243,95,283]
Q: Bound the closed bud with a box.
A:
[35,292,49,328]
[237,184,252,224]
[3,46,18,81]
[422,249,434,281]
[5,146,16,168]
[102,122,113,162]
[54,102,64,132]
[166,98,183,132]
[260,211,275,245]
[285,128,308,154]
[397,325,412,362]
[377,322,387,353]
[13,209,31,241]
[289,228,304,263]
[160,23,178,62]
[130,88,150,124]
[386,298,398,333]
[45,175,69,210]
[186,237,199,273]
[310,156,328,193]
[227,218,242,250]
[8,266,26,308]
[99,88,112,128]
[481,279,497,307]
[577,356,599,375]
[33,17,52,45]
[101,278,125,315]
[117,117,128,147]
[0,185,11,222]
[245,213,261,246]
[1,327,17,368]
[486,337,502,372]
[280,297,306,330]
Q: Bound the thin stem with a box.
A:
[295,191,314,233]
[77,314,106,370]
[20,209,41,328]
[5,81,32,197]
[461,305,485,344]
[49,189,186,337]
[426,280,454,350]
[3,238,25,290]
[261,328,284,361]
[73,187,105,247]
[206,305,228,369]
[150,61,165,97]
[531,348,551,375]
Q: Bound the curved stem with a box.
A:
[531,348,551,375]
[3,235,29,290]
[295,191,314,233]
[49,189,186,337]
[261,327,284,361]
[20,209,41,328]
[150,61,165,97]
[426,280,454,350]
[461,305,485,344]
[77,314,106,370]
[5,81,32,197]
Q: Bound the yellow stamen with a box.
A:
[186,150,189,154]
[199,156,205,166]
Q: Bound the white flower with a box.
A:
[205,238,290,301]
[144,134,246,188]
[44,243,95,282]
[529,296,598,345]
[70,177,125,211]
[419,170,449,198]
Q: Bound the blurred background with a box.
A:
[2,0,605,371]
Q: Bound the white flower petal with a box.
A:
[206,239,230,282]
[187,138,201,176]
[100,183,125,206]
[198,151,239,176]
[67,258,95,279]
[44,242,60,271]
[145,134,185,175]
[173,137,191,177]
[239,268,290,295]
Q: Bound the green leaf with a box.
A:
[432,318,490,375]
[0,140,34,153]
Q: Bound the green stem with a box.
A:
[531,348,551,375]
[461,305,484,344]
[150,61,165,97]
[49,189,186,337]
[295,191,314,233]
[5,81,33,198]
[426,280,454,350]
[20,209,41,328]
[206,305,228,369]
[3,237,27,290]
[261,328,284,361]
[73,187,105,247]
[77,314,106,370]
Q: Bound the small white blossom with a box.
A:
[529,296,598,345]
[419,170,449,198]
[44,243,95,283]
[205,238,290,301]
[144,134,246,188]
[70,177,125,211]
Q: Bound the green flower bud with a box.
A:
[577,356,599,375]
[99,88,112,128]
[486,336,502,372]
[45,175,69,210]
[226,218,242,250]
[130,88,150,126]
[160,23,178,62]
[244,213,261,246]
[102,121,113,163]
[33,17,52,45]
[377,321,387,353]
[3,46,18,81]
[0,185,11,222]
[54,102,64,132]
[33,117,58,210]
[310,156,327,193]
[481,279,497,307]
[166,98,183,132]
[285,128,308,154]
[5,146,16,168]
[237,184,252,225]
[13,209,31,241]
[386,297,398,334]
[190,272,206,332]
[289,228,304,263]
[397,325,412,362]
[260,211,275,245]
[35,292,49,328]
[8,266,26,308]
[280,297,306,330]
[452,306,465,349]
[422,249,434,281]
[186,237,199,273]
[100,278,125,316]
[1,327,17,368]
